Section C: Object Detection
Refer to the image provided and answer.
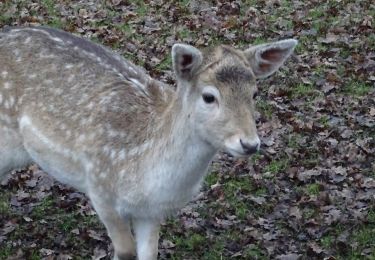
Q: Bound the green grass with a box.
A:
[290,83,320,99]
[31,196,55,218]
[318,115,329,128]
[205,171,220,187]
[41,0,56,15]
[367,34,375,49]
[342,81,373,96]
[320,235,333,248]
[306,183,320,196]
[263,158,289,175]
[308,8,325,19]
[115,23,134,34]
[0,193,11,215]
[243,244,267,259]
[251,37,268,45]
[346,224,375,259]
[29,250,41,260]
[286,134,301,149]
[303,207,316,219]
[0,245,12,259]
[255,187,267,196]
[178,28,194,40]
[256,99,274,119]
[47,17,64,29]
[156,56,172,71]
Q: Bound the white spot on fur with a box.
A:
[44,79,53,85]
[118,149,126,160]
[65,64,74,69]
[128,66,138,75]
[86,102,94,110]
[129,78,146,91]
[1,71,8,78]
[0,113,12,124]
[67,75,75,83]
[24,36,32,44]
[12,49,20,57]
[8,96,15,107]
[4,82,11,89]
[28,28,64,43]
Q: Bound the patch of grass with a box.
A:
[263,158,289,174]
[0,244,12,259]
[295,35,315,53]
[318,115,329,128]
[0,192,11,215]
[342,81,373,96]
[220,178,260,219]
[252,37,268,45]
[178,28,193,40]
[29,250,41,260]
[201,241,224,260]
[41,0,56,15]
[347,225,375,259]
[167,230,225,259]
[58,213,77,232]
[290,83,320,99]
[367,34,375,50]
[286,134,303,149]
[223,178,253,195]
[320,234,333,248]
[115,23,134,35]
[243,244,267,259]
[234,200,250,219]
[31,196,55,218]
[306,183,320,196]
[256,99,274,119]
[367,209,375,223]
[308,7,325,19]
[186,233,205,250]
[255,187,267,196]
[47,17,64,29]
[132,0,148,17]
[0,14,12,25]
[205,171,220,187]
[303,207,316,219]
[251,152,262,163]
[156,56,172,71]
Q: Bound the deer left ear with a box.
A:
[244,39,297,79]
[172,44,203,81]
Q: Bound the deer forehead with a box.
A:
[198,64,256,104]
[198,46,256,93]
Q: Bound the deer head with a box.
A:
[171,39,297,157]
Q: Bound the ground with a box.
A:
[0,0,374,259]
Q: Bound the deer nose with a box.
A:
[240,139,259,155]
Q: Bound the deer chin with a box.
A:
[224,148,250,158]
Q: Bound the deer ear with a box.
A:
[244,39,297,79]
[172,44,203,81]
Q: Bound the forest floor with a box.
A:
[0,0,374,259]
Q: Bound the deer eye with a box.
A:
[202,93,216,104]
[253,91,258,99]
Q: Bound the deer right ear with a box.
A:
[172,44,203,81]
[244,39,297,79]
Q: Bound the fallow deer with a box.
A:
[0,26,297,259]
